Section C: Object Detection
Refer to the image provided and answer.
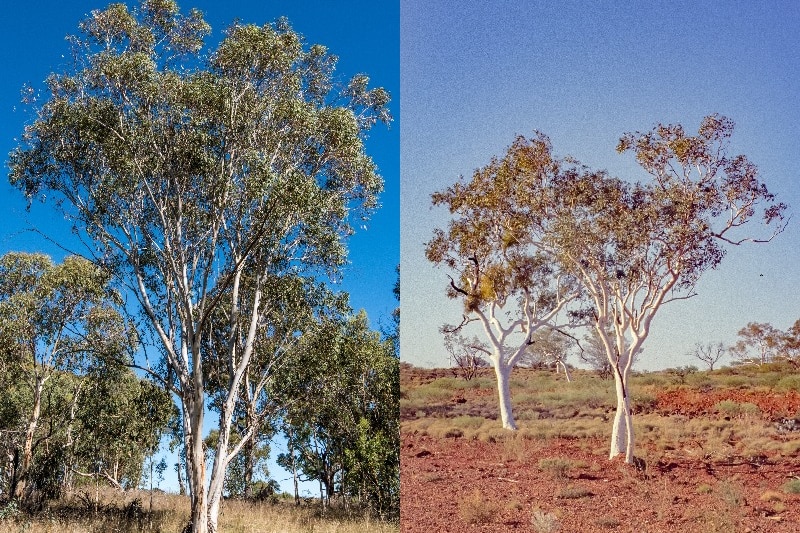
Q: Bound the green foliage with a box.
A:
[0,252,162,502]
[278,312,398,519]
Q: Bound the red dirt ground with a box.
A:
[401,432,800,532]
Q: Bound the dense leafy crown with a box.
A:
[9,0,390,304]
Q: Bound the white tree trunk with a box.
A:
[493,361,517,430]
[556,360,572,382]
[207,402,234,533]
[184,392,209,533]
[609,368,634,462]
[16,377,45,499]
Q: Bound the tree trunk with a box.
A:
[243,441,254,499]
[184,393,209,533]
[176,462,186,496]
[15,377,44,500]
[242,407,256,499]
[556,360,572,382]
[289,437,299,506]
[493,361,517,430]
[609,368,634,462]
[63,381,82,492]
[207,397,243,532]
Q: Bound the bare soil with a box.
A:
[401,432,800,532]
[400,364,800,532]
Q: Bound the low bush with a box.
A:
[458,490,497,525]
[782,478,800,494]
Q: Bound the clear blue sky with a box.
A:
[1,0,398,495]
[401,1,800,371]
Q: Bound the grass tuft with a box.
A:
[457,490,497,525]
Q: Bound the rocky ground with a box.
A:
[401,432,800,532]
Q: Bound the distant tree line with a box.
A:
[0,251,399,520]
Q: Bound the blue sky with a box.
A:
[1,0,398,495]
[401,1,800,371]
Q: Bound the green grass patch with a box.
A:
[782,478,800,494]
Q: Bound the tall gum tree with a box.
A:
[549,115,786,462]
[8,2,389,531]
[427,136,582,430]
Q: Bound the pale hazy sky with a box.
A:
[400,1,800,370]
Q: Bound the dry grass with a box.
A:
[457,490,497,525]
[0,489,398,533]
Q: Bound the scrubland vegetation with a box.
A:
[402,361,800,463]
[401,362,800,531]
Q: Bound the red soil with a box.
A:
[401,432,800,532]
[655,389,800,418]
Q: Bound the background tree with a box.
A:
[201,274,343,501]
[549,115,785,462]
[278,311,399,518]
[780,319,800,366]
[690,342,727,371]
[731,322,784,366]
[72,361,175,491]
[8,2,389,531]
[426,136,582,430]
[577,331,614,379]
[519,328,574,381]
[441,328,490,381]
[0,252,136,502]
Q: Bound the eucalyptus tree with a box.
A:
[201,274,344,506]
[8,1,389,530]
[548,115,785,462]
[278,311,399,517]
[519,328,574,381]
[0,252,136,501]
[426,136,582,430]
[73,361,175,490]
[730,322,783,366]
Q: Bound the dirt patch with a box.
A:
[401,432,800,532]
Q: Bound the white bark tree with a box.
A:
[9,2,389,531]
[427,136,582,430]
[549,115,786,462]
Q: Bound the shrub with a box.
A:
[714,400,760,418]
[538,457,573,480]
[775,375,800,392]
[458,490,497,524]
[530,507,560,533]
[782,478,800,494]
[718,481,745,508]
[697,484,713,494]
[451,415,486,429]
[594,516,621,529]
[443,427,463,438]
[557,485,593,499]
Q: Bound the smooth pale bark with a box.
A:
[609,368,634,462]
[555,360,572,382]
[184,392,209,533]
[493,361,517,430]
[15,377,45,500]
